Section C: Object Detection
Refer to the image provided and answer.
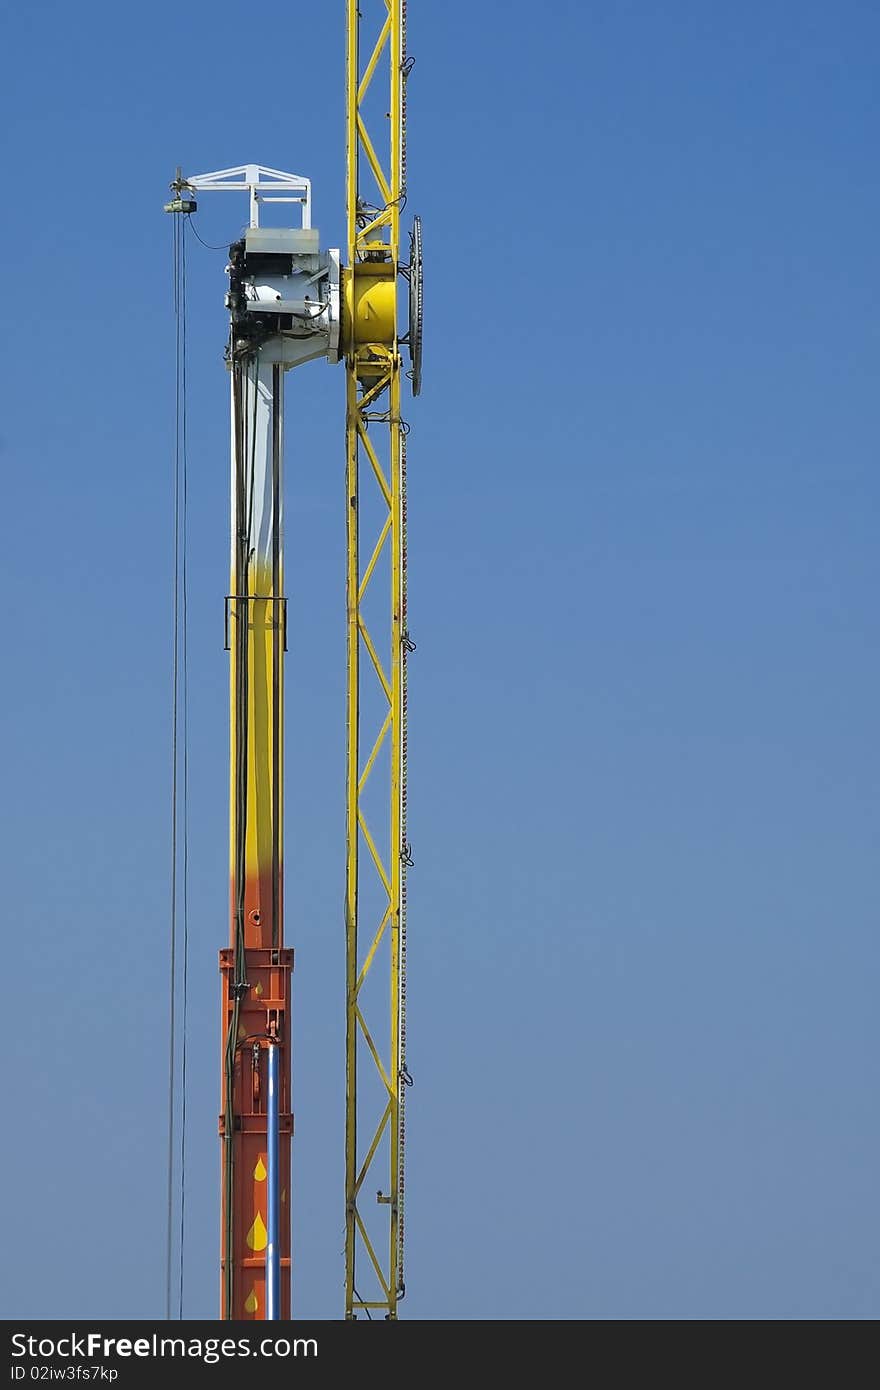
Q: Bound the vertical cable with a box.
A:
[271,366,281,953]
[167,210,190,1322]
[177,223,190,1320]
[165,212,182,1323]
[265,1043,281,1318]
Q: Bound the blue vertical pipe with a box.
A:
[266,1042,281,1319]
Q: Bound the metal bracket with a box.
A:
[224,595,288,651]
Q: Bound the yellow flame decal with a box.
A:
[246,1211,268,1252]
[254,981,264,998]
[244,1288,258,1314]
[254,1156,267,1182]
[238,1023,247,1040]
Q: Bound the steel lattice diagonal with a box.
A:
[344,0,409,1321]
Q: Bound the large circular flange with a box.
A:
[408,216,423,397]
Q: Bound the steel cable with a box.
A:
[166,209,190,1321]
[178,223,190,1320]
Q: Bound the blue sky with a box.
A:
[2,1,878,1319]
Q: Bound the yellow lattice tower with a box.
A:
[343,0,420,1321]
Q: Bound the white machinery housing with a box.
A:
[181,164,341,369]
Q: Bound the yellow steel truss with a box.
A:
[344,0,410,1320]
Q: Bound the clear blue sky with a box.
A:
[2,1,877,1320]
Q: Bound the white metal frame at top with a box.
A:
[184,164,312,229]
